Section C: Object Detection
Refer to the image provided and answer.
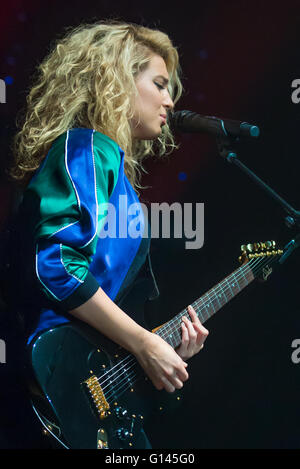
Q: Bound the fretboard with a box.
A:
[155,262,255,349]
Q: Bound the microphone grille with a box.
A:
[169,110,193,132]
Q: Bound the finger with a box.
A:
[182,316,198,344]
[187,305,201,324]
[176,321,189,357]
[166,369,186,389]
[180,321,189,347]
[160,375,176,393]
[192,320,209,336]
[170,374,184,389]
[175,363,189,382]
[182,319,189,336]
[151,376,164,391]
[192,321,209,346]
[187,307,208,338]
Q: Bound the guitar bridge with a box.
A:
[84,375,110,420]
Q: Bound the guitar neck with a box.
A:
[96,244,282,403]
[154,262,255,349]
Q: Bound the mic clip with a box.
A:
[216,135,238,162]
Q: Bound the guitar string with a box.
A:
[102,253,280,405]
[97,254,277,403]
[98,254,277,403]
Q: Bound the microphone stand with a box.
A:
[216,136,300,264]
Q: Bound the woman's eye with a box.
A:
[155,82,164,90]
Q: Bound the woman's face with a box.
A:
[130,54,174,140]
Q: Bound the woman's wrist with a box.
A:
[69,286,152,356]
[126,326,152,357]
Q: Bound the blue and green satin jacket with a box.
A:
[10,128,155,342]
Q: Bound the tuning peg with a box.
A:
[241,243,255,253]
[241,241,277,253]
[265,241,276,249]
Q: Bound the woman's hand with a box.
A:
[175,305,209,360]
[133,305,208,392]
[134,330,189,393]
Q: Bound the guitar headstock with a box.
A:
[238,241,283,281]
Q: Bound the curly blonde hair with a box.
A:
[8,20,183,191]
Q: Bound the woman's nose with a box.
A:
[163,91,174,111]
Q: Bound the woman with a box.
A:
[8,20,208,443]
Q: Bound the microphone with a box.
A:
[169,110,260,139]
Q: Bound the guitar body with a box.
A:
[28,322,181,449]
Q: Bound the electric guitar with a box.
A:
[27,239,295,449]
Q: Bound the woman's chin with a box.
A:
[132,125,163,140]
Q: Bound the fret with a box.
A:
[211,292,222,313]
[214,289,223,309]
[231,271,241,294]
[207,293,222,316]
[167,322,180,348]
[215,283,227,306]
[222,281,232,303]
[164,321,175,346]
[229,280,240,296]
[204,293,215,316]
[157,317,181,349]
[239,268,248,289]
[201,300,211,319]
[174,326,182,347]
[195,301,207,322]
[244,264,255,283]
[225,278,235,298]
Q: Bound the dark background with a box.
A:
[0,0,299,449]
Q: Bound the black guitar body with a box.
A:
[28,321,181,449]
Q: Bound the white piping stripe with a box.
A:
[49,130,80,239]
[50,221,79,238]
[65,129,82,213]
[80,129,98,248]
[60,244,84,284]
